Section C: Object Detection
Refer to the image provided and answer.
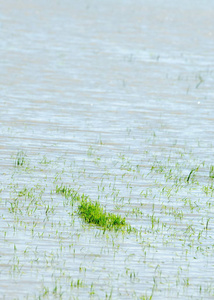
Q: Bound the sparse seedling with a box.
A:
[187,167,199,183]
[15,151,26,167]
[2,134,214,300]
[209,166,214,179]
[56,185,80,200]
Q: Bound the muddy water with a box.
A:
[0,1,214,299]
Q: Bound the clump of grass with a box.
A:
[56,185,128,231]
[78,197,126,231]
[15,151,26,167]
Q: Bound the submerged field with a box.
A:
[1,0,214,299]
[1,140,214,299]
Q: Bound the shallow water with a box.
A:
[0,1,214,299]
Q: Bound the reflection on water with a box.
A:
[0,0,214,299]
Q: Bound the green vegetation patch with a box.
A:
[78,197,126,231]
[56,185,128,231]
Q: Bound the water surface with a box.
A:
[0,0,214,299]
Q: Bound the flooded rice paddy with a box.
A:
[0,0,214,299]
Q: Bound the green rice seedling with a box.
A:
[70,279,84,288]
[56,185,80,201]
[15,151,26,167]
[40,155,51,165]
[195,74,204,89]
[78,196,127,231]
[205,218,210,231]
[209,166,214,179]
[186,166,199,183]
[87,145,95,157]
[202,184,214,196]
